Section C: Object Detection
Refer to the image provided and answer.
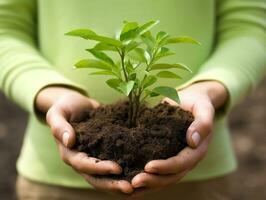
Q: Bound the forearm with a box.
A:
[0,0,87,114]
[177,0,265,114]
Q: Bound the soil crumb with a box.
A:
[71,101,193,181]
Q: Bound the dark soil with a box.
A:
[71,101,194,181]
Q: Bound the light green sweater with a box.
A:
[0,0,265,188]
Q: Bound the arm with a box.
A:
[0,0,133,194]
[178,0,266,112]
[0,0,86,113]
[129,0,266,198]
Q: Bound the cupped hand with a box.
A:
[36,86,134,195]
[128,81,228,199]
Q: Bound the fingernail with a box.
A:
[192,132,201,147]
[63,131,69,147]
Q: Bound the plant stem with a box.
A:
[121,51,128,82]
[121,44,159,127]
[131,93,140,126]
[120,50,135,127]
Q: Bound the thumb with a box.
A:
[46,107,76,148]
[186,100,214,148]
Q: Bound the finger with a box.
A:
[88,98,101,108]
[68,98,101,122]
[83,174,134,194]
[186,100,214,148]
[57,142,122,175]
[131,171,186,189]
[161,97,180,106]
[145,137,209,174]
[161,97,214,148]
[46,107,76,148]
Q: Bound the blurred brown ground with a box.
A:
[0,78,265,200]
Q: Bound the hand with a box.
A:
[36,86,134,195]
[129,81,228,198]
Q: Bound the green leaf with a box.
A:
[93,42,117,51]
[149,92,160,97]
[128,73,137,81]
[144,70,150,76]
[138,20,160,35]
[119,81,135,96]
[74,59,112,70]
[89,71,115,76]
[163,36,201,45]
[151,86,180,103]
[120,21,139,41]
[111,64,122,78]
[120,20,159,42]
[121,21,139,35]
[125,41,142,53]
[141,31,155,53]
[150,63,192,73]
[106,79,134,96]
[156,31,169,42]
[133,62,142,69]
[133,78,141,89]
[65,28,97,38]
[125,60,134,74]
[142,31,155,42]
[156,71,182,79]
[135,48,151,63]
[120,28,139,41]
[154,47,175,61]
[65,29,122,47]
[106,79,123,93]
[86,48,114,65]
[144,89,160,97]
[143,75,157,88]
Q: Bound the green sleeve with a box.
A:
[0,0,87,114]
[177,0,266,111]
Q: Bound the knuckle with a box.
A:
[199,145,208,158]
[93,177,103,187]
[200,119,212,133]
[51,125,61,137]
[59,148,69,165]
[71,159,83,172]
[75,152,87,161]
[73,163,83,172]
[109,182,121,192]
[174,155,187,171]
[87,177,105,190]
[138,173,151,185]
[208,104,215,114]
[61,153,69,164]
[46,108,54,124]
[71,153,88,172]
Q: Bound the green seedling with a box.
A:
[66,20,200,127]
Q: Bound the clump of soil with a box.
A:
[71,101,193,181]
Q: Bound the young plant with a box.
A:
[66,20,200,127]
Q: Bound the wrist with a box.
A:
[35,86,83,114]
[207,81,228,109]
[198,81,229,109]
